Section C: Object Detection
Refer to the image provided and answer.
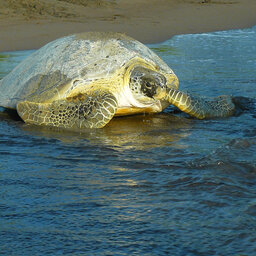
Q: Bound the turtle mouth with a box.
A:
[153,86,167,100]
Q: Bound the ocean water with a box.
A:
[0,27,256,256]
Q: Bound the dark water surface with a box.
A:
[0,27,256,255]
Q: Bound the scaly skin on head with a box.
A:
[129,66,167,102]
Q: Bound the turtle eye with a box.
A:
[140,77,157,98]
[145,81,153,89]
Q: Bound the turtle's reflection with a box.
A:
[1,109,192,150]
[26,114,192,150]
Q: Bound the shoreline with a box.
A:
[0,0,256,52]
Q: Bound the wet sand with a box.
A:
[0,0,256,52]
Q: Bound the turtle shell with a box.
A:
[0,32,176,109]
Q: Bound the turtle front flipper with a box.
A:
[17,91,117,129]
[165,88,235,119]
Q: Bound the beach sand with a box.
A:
[0,0,256,52]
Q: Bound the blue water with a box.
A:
[0,27,256,256]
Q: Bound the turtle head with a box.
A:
[129,66,169,103]
[129,66,178,106]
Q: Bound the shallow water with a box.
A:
[0,27,256,255]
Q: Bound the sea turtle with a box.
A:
[0,32,235,129]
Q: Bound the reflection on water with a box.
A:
[0,107,191,150]
[1,27,256,255]
[24,114,191,150]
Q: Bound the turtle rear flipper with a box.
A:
[17,91,117,129]
[166,88,235,119]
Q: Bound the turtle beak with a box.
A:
[153,72,178,100]
[153,86,166,100]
